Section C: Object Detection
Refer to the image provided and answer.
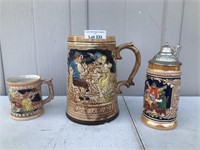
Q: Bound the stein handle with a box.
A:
[41,78,54,105]
[116,42,141,94]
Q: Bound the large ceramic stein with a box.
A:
[66,36,141,125]
[141,43,182,130]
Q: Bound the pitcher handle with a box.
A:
[41,78,54,105]
[116,42,141,94]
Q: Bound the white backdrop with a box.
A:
[0,0,199,96]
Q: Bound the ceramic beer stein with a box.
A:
[141,43,182,130]
[7,75,54,120]
[67,36,141,124]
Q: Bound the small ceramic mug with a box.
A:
[6,75,54,120]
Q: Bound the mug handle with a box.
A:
[116,42,141,94]
[41,78,54,105]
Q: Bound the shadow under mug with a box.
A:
[6,75,54,120]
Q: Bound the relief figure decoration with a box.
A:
[9,88,42,114]
[143,75,174,120]
[68,49,116,104]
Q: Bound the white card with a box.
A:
[84,30,106,39]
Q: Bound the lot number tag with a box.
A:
[84,30,106,39]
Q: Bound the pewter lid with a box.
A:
[149,42,182,66]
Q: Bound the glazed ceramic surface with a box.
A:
[67,36,141,124]
[142,43,182,130]
[7,75,54,120]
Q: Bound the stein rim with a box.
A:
[7,75,41,86]
[68,36,116,42]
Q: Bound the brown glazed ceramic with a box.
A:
[66,36,141,125]
[7,75,54,120]
[142,43,182,130]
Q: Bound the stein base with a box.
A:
[10,108,44,121]
[141,115,177,130]
[66,111,119,125]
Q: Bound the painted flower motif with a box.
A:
[21,99,33,112]
[9,89,18,96]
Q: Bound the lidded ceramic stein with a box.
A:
[66,36,141,125]
[141,43,182,130]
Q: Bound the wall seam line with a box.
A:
[32,0,39,75]
[86,0,89,29]
[179,0,185,44]
[69,0,72,35]
[0,44,6,95]
[160,0,168,46]
[124,0,127,42]
[0,0,6,95]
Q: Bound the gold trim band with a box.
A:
[141,115,177,130]
[148,63,180,71]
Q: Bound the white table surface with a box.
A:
[0,96,199,150]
